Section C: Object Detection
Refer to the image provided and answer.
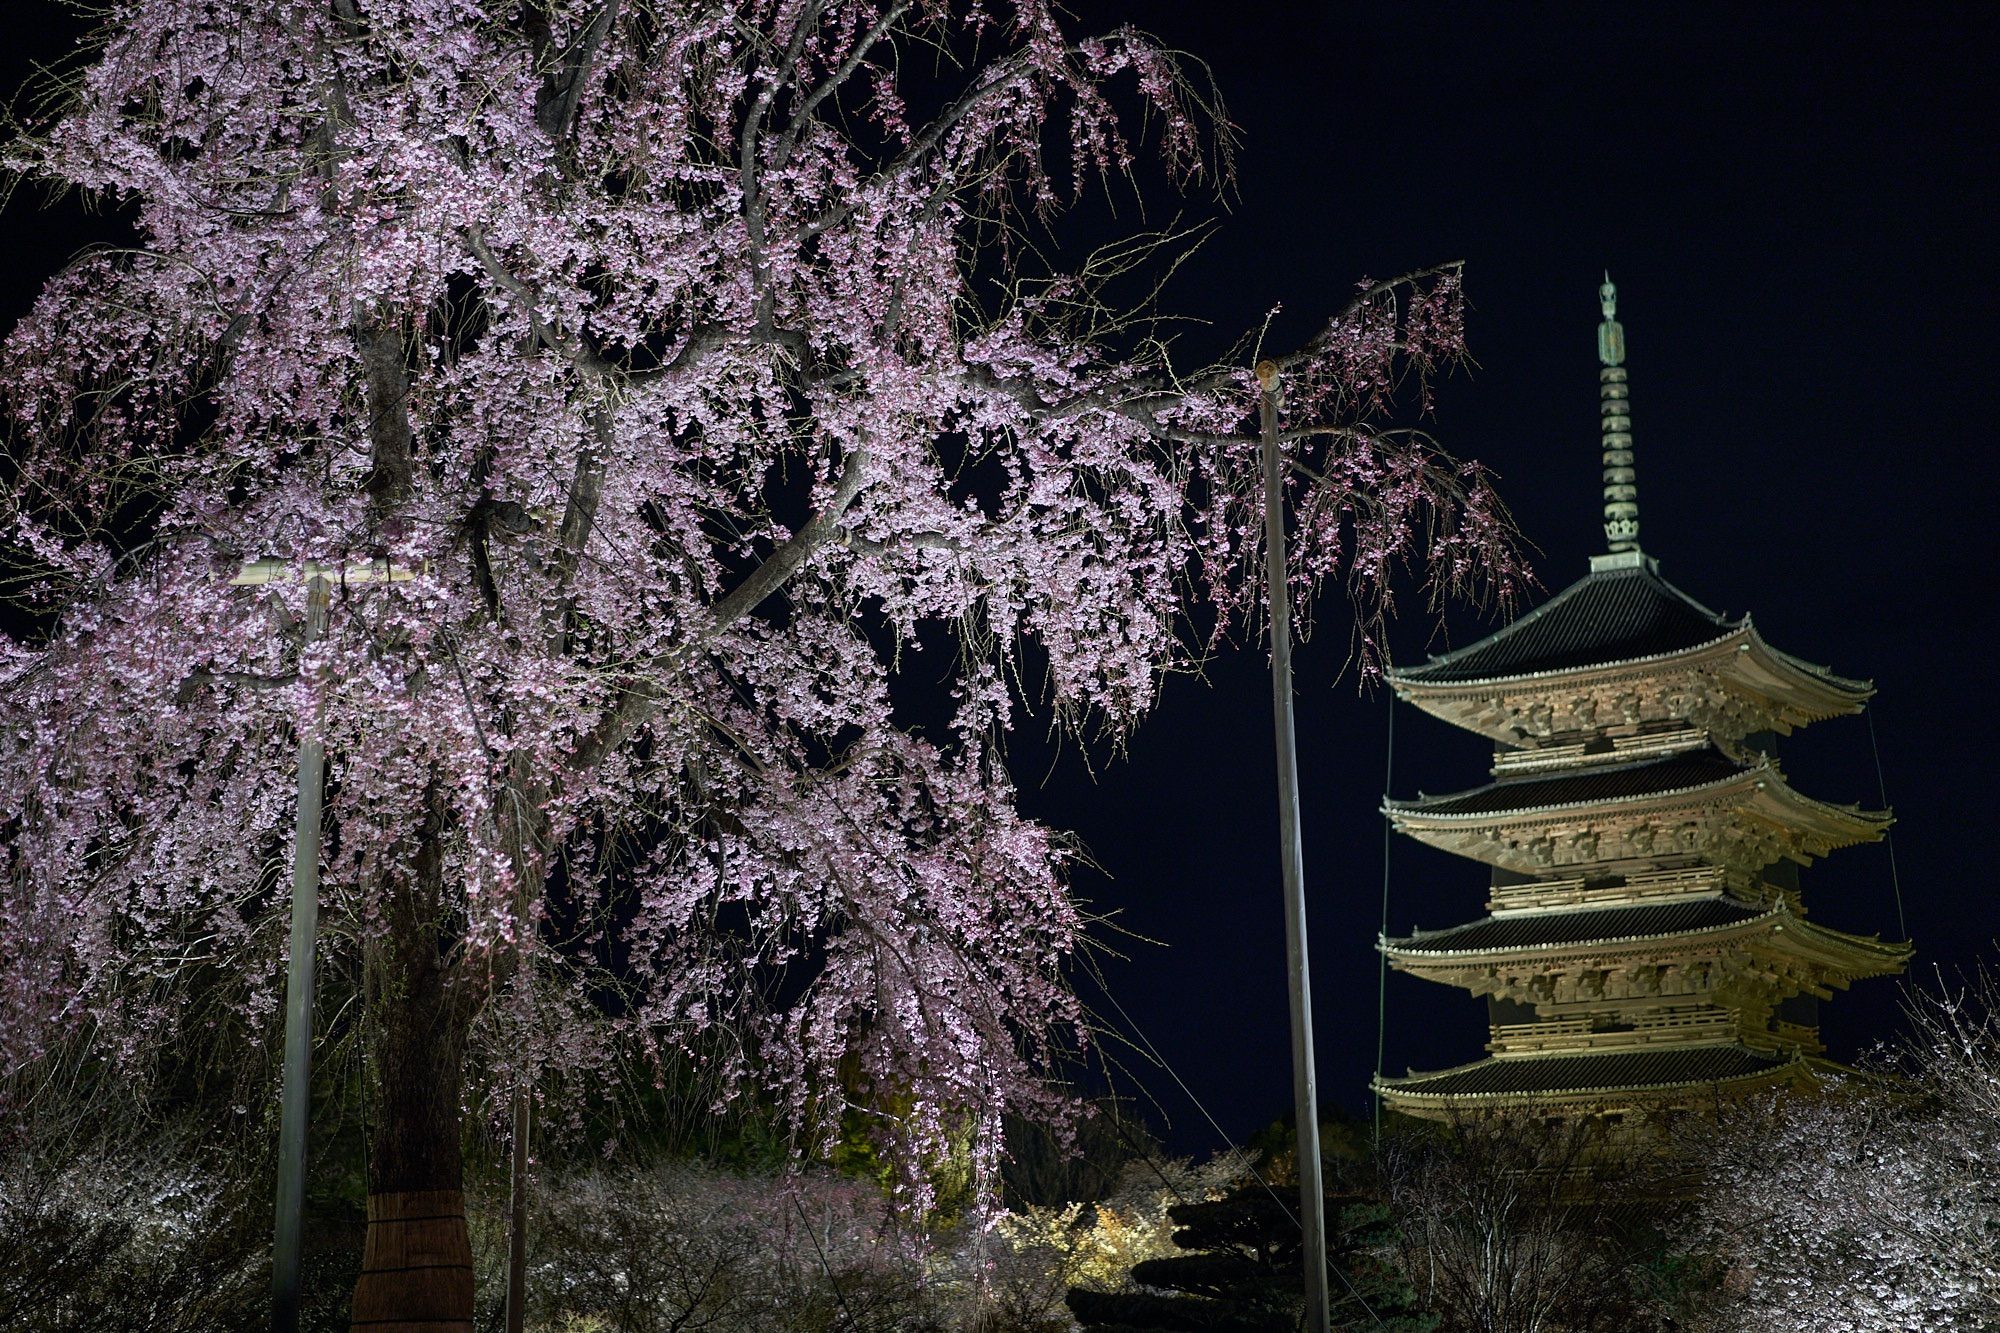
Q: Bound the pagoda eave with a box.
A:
[1382,898,1759,960]
[1384,766,1889,875]
[1380,905,1907,976]
[1390,623,1871,749]
[1373,1045,1816,1114]
[1390,622,1870,703]
[1388,625,1744,699]
[1385,557,1740,692]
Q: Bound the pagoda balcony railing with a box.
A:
[1489,865,1735,915]
[1491,726,1709,776]
[1742,1019,1824,1055]
[1488,1010,1739,1055]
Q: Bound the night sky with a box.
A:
[4,5,1996,1157]
[1028,1,2000,1152]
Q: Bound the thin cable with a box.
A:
[1096,1104,1207,1211]
[357,963,371,1191]
[793,1191,858,1329]
[1096,987,1386,1327]
[1101,986,1294,1222]
[1866,708,1909,940]
[1373,691,1395,1139]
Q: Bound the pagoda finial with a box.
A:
[1598,275,1639,554]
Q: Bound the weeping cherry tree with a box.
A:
[0,0,1522,1322]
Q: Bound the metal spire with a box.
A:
[1597,274,1640,554]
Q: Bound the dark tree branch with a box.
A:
[838,528,969,557]
[737,1,821,331]
[771,1,911,172]
[466,227,813,387]
[534,0,622,141]
[565,445,871,776]
[550,405,612,598]
[796,45,1045,245]
[358,315,416,524]
[705,445,869,632]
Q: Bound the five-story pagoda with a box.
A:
[1371,280,1910,1127]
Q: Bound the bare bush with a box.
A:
[0,1115,265,1331]
[472,1159,962,1332]
[1686,971,2000,1332]
[1378,1118,1642,1333]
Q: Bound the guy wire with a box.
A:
[1866,707,1909,940]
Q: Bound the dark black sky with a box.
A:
[4,4,1995,1157]
[1027,1,2000,1152]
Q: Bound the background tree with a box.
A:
[1002,1098,1160,1211]
[1377,1118,1642,1333]
[0,1051,272,1333]
[0,0,1520,1323]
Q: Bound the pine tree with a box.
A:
[1068,1183,1435,1332]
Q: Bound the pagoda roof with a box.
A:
[1391,748,1745,818]
[1385,898,1761,955]
[1394,561,1736,684]
[1382,899,1909,978]
[1389,560,1870,696]
[1386,744,1890,875]
[1375,1045,1801,1102]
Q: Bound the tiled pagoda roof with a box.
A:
[1385,898,1761,954]
[1390,561,1868,693]
[1377,1045,1797,1100]
[1394,562,1734,684]
[1387,747,1746,819]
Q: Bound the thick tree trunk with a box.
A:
[351,799,478,1331]
[350,979,474,1329]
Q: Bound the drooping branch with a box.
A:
[770,0,911,171]
[464,227,620,378]
[466,227,813,387]
[794,45,1047,244]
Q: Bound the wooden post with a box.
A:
[1257,361,1332,1333]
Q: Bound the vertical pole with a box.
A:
[272,573,330,1333]
[504,1080,531,1331]
[1374,693,1395,1140]
[504,792,535,1328]
[1257,361,1331,1333]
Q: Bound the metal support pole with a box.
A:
[232,557,413,1330]
[1256,361,1331,1333]
[272,573,330,1333]
[1375,693,1395,1141]
[504,1080,531,1332]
